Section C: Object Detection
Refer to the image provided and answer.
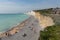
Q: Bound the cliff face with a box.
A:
[34,12,54,29]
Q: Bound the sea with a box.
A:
[0,13,29,33]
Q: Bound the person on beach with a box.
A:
[22,33,27,37]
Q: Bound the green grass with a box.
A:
[38,25,60,40]
[34,8,53,15]
[35,8,60,40]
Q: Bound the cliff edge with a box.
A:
[34,11,55,30]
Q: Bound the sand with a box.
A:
[1,16,41,40]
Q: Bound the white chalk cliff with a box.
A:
[28,11,55,30]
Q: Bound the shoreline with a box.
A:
[0,16,31,38]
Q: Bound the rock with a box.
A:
[34,12,55,29]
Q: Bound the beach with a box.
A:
[1,15,42,40]
[0,11,54,40]
[0,16,30,37]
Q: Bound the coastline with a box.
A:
[0,11,55,40]
[1,15,41,40]
[0,16,31,38]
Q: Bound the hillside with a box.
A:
[34,8,60,40]
[34,12,54,30]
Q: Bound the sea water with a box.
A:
[0,13,29,32]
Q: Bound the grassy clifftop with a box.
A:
[34,8,53,15]
[34,8,60,40]
[34,8,60,25]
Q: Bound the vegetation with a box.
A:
[34,8,53,15]
[36,8,60,40]
[38,25,60,40]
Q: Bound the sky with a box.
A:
[0,0,60,13]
